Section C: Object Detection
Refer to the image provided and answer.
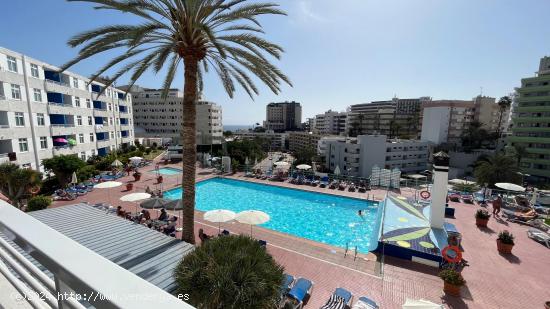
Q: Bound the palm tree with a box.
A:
[496,96,512,138]
[62,0,291,243]
[0,163,42,209]
[473,154,520,187]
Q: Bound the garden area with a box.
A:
[0,142,165,212]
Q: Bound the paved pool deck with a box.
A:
[50,160,550,308]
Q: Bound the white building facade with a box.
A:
[233,130,288,151]
[0,47,134,172]
[313,110,347,135]
[325,135,429,178]
[130,87,223,146]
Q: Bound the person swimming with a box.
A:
[358,209,363,216]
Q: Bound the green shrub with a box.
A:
[145,148,152,155]
[77,165,99,182]
[175,235,284,308]
[498,230,515,245]
[39,177,60,196]
[439,269,465,286]
[27,196,52,212]
[475,209,491,220]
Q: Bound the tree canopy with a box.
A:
[0,163,42,208]
[474,153,521,187]
[42,155,86,187]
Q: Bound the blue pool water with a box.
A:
[164,178,383,253]
[152,167,183,175]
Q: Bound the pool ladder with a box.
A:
[344,242,358,261]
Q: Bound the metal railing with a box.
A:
[0,200,194,309]
[51,124,76,128]
[45,79,70,87]
[48,102,73,107]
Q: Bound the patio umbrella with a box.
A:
[120,192,151,202]
[94,181,123,189]
[67,138,77,146]
[53,138,68,143]
[165,199,184,211]
[140,197,171,209]
[111,159,123,167]
[334,165,341,176]
[296,164,311,170]
[245,157,250,165]
[129,156,143,162]
[402,299,443,309]
[235,210,270,236]
[531,188,538,206]
[204,209,236,233]
[495,183,525,192]
[71,172,78,185]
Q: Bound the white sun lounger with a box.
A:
[527,228,550,248]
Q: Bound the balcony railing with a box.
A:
[0,124,9,129]
[51,124,76,128]
[0,201,193,309]
[45,79,70,87]
[48,102,73,107]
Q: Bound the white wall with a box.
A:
[421,107,450,144]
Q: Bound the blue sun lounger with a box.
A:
[352,296,379,309]
[320,287,353,309]
[286,278,313,308]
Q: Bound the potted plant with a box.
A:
[157,175,163,183]
[475,209,491,227]
[439,269,465,297]
[133,171,142,181]
[126,182,134,191]
[497,230,515,254]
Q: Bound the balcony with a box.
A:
[50,124,76,136]
[520,168,550,178]
[514,105,550,113]
[508,135,550,144]
[97,139,112,148]
[512,116,550,123]
[516,96,550,103]
[526,147,550,155]
[0,202,194,309]
[511,127,550,133]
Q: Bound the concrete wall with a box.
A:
[421,107,450,144]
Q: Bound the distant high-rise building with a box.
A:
[421,96,510,146]
[264,101,302,132]
[129,86,223,146]
[508,56,550,181]
[313,110,347,135]
[0,46,134,172]
[347,97,428,138]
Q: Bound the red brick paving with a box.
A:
[51,160,550,309]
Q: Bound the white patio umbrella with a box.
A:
[111,159,123,167]
[296,164,311,170]
[235,210,270,236]
[71,172,78,185]
[402,298,443,309]
[495,182,525,192]
[531,188,538,206]
[120,192,152,214]
[274,161,289,167]
[94,181,123,206]
[333,165,341,176]
[204,209,236,233]
[94,181,123,189]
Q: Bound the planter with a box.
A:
[476,218,489,227]
[157,176,163,183]
[126,183,134,191]
[443,281,462,297]
[133,174,142,181]
[497,239,514,254]
[545,301,550,309]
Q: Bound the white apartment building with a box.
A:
[233,130,288,151]
[420,96,510,145]
[264,101,302,132]
[130,87,223,146]
[325,135,429,178]
[313,110,347,135]
[0,47,134,172]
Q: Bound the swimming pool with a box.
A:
[164,178,383,253]
[152,167,183,175]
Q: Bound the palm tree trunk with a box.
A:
[181,58,198,244]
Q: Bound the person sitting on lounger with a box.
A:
[162,216,177,235]
[158,208,168,221]
[198,228,212,244]
[116,206,125,217]
[514,207,537,220]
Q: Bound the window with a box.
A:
[89,133,94,142]
[110,131,114,139]
[88,116,93,125]
[80,152,86,161]
[40,137,48,149]
[37,113,45,126]
[18,138,28,152]
[30,64,39,78]
[108,103,112,111]
[7,56,17,72]
[75,97,80,107]
[11,84,21,100]
[33,88,42,102]
[15,112,25,126]
[73,78,78,88]
[86,99,91,108]
[77,116,82,126]
[79,133,84,143]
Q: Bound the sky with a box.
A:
[2,0,550,125]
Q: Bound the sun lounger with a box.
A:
[503,209,538,223]
[351,296,379,309]
[338,182,347,191]
[329,181,338,190]
[527,228,550,248]
[285,278,313,308]
[348,183,356,192]
[320,287,353,309]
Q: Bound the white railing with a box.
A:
[45,79,70,88]
[48,102,73,108]
[0,201,194,309]
[0,124,9,129]
[51,124,76,128]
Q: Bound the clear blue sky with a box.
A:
[2,0,549,125]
